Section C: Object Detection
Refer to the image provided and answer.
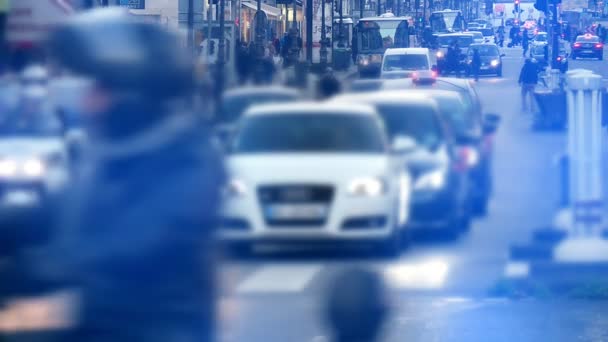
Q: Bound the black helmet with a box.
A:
[48,8,193,99]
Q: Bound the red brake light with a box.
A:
[557,56,562,61]
[574,42,582,48]
[431,70,438,78]
[411,71,418,79]
[596,43,603,48]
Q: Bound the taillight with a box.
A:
[596,43,603,48]
[557,56,562,61]
[431,70,438,78]
[454,147,480,172]
[574,43,582,48]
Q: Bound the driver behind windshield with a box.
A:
[0,65,63,137]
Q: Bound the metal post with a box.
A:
[293,0,297,28]
[554,70,608,262]
[217,0,226,103]
[338,0,345,48]
[377,0,382,15]
[188,0,195,51]
[551,2,560,69]
[360,0,364,19]
[422,0,426,26]
[306,0,313,62]
[321,0,328,65]
[396,0,401,16]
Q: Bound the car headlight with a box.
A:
[490,59,500,67]
[225,179,248,197]
[0,159,17,178]
[436,51,444,58]
[348,177,385,197]
[23,158,45,177]
[414,169,446,191]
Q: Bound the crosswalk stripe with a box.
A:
[383,259,451,290]
[236,264,322,294]
[503,262,530,278]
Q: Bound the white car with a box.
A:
[466,31,484,44]
[220,102,413,256]
[381,48,433,80]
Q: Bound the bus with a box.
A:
[429,9,466,35]
[353,13,412,76]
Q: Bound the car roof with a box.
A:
[468,43,498,48]
[576,34,599,40]
[383,77,472,92]
[243,102,377,117]
[223,86,300,99]
[384,48,429,55]
[331,91,440,111]
[438,33,472,37]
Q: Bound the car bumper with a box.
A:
[219,194,399,242]
[573,50,602,56]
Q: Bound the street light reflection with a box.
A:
[384,259,450,290]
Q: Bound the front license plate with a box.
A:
[265,204,327,220]
[480,66,489,70]
[2,190,40,206]
[583,50,593,53]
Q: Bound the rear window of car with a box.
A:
[438,36,473,47]
[220,93,297,124]
[375,104,443,149]
[468,45,499,56]
[431,95,475,134]
[383,54,429,71]
[576,35,600,43]
[233,113,386,154]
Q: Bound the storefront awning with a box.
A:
[242,2,282,18]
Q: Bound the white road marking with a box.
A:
[236,264,322,294]
[503,262,530,278]
[383,259,450,290]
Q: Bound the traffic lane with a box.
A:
[216,59,568,340]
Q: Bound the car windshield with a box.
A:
[233,113,385,153]
[438,36,473,47]
[468,45,499,56]
[469,32,483,39]
[534,34,548,42]
[576,35,600,43]
[0,110,63,137]
[220,93,296,124]
[479,28,494,36]
[430,95,474,133]
[383,54,429,71]
[376,103,442,148]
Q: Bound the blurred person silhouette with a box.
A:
[46,8,225,342]
[235,40,250,84]
[317,67,341,100]
[471,48,481,82]
[324,268,390,342]
[518,58,539,112]
[522,28,529,57]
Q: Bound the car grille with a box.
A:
[258,185,334,227]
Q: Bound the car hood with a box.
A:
[0,138,66,159]
[228,154,392,183]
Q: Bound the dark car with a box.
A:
[465,43,505,77]
[382,76,500,215]
[435,34,474,75]
[347,79,386,93]
[332,91,473,236]
[571,34,603,60]
[215,86,299,147]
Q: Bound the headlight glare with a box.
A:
[23,159,45,177]
[225,179,248,197]
[414,170,446,190]
[491,59,500,67]
[436,51,444,58]
[0,160,17,178]
[348,177,385,197]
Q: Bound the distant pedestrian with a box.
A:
[522,29,529,57]
[317,67,341,100]
[518,58,539,112]
[471,48,481,82]
[235,41,250,84]
[273,36,281,56]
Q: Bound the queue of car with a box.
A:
[217,69,500,258]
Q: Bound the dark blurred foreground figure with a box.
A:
[324,268,390,342]
[46,8,224,342]
[317,68,342,100]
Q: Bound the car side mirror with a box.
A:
[500,53,506,57]
[483,113,501,134]
[392,135,417,154]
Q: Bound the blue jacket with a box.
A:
[57,113,225,342]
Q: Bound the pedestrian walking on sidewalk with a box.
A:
[471,48,481,82]
[519,58,539,112]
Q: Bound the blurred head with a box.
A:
[47,8,194,139]
[324,268,389,342]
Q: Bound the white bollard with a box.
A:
[555,70,608,262]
